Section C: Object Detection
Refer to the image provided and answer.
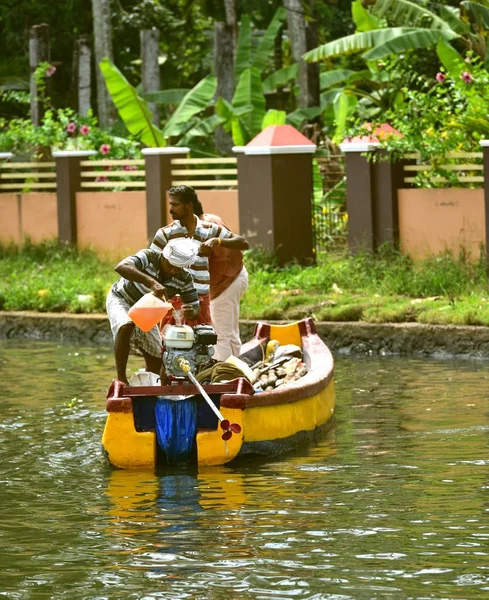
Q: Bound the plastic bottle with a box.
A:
[128,293,172,332]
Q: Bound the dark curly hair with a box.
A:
[168,185,204,216]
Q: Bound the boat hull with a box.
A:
[102,317,335,469]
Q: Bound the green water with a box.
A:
[1,340,488,599]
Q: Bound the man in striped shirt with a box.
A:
[150,185,249,325]
[106,240,200,383]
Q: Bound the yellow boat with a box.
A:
[102,317,335,469]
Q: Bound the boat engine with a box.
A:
[162,323,217,379]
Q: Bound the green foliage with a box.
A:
[0,62,142,159]
[163,74,217,140]
[352,51,489,184]
[99,58,166,147]
[3,241,489,328]
[0,107,141,160]
[0,239,116,313]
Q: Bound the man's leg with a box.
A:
[210,281,242,361]
[141,349,162,376]
[114,322,135,383]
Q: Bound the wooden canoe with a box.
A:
[102,317,335,469]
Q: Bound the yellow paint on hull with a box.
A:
[102,412,156,469]
[196,407,244,466]
[269,322,303,347]
[243,379,335,443]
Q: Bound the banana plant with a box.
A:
[231,8,287,143]
[99,57,166,147]
[162,74,218,139]
[305,0,489,65]
[100,8,290,152]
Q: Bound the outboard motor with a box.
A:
[162,323,217,379]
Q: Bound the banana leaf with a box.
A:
[439,5,471,34]
[263,65,297,94]
[232,67,266,138]
[262,109,286,129]
[373,0,456,33]
[231,117,252,147]
[163,74,217,139]
[215,97,253,133]
[436,39,465,78]
[362,28,458,60]
[235,14,252,85]
[99,57,166,147]
[286,106,323,128]
[143,89,190,105]
[304,27,455,62]
[252,7,287,73]
[461,1,489,28]
[352,0,382,32]
[320,69,357,90]
[333,91,358,144]
[179,114,226,146]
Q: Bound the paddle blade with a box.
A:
[230,423,242,434]
[220,419,230,431]
[221,430,232,441]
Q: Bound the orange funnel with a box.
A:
[128,293,172,332]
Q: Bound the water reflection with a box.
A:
[2,342,489,599]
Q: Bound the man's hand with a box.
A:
[150,281,167,299]
[199,237,221,256]
[182,303,199,319]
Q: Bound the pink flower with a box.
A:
[46,65,56,77]
[95,176,108,183]
[461,71,473,83]
[104,165,112,171]
[124,164,137,171]
[80,125,90,136]
[99,144,111,155]
[435,72,446,83]
[66,122,76,134]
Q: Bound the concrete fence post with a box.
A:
[142,147,189,243]
[339,141,379,253]
[339,142,412,253]
[53,150,96,245]
[480,140,489,261]
[235,126,316,265]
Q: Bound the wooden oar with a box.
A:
[177,358,242,440]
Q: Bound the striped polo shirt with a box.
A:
[150,217,232,296]
[111,248,199,307]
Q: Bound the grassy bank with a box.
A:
[2,240,489,326]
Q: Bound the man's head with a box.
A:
[161,238,199,275]
[168,185,204,221]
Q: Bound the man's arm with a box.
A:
[200,232,249,255]
[115,258,167,299]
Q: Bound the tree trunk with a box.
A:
[29,24,50,126]
[212,0,237,154]
[91,0,115,128]
[274,24,285,110]
[140,28,160,126]
[78,36,92,117]
[284,0,319,109]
